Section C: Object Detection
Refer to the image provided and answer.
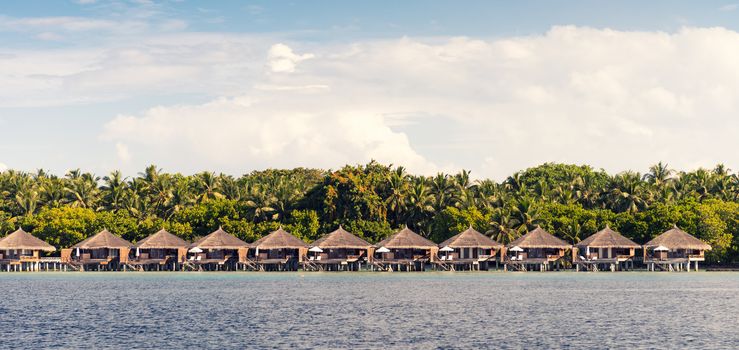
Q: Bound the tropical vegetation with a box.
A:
[1,162,737,263]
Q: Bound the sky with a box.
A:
[1,0,738,180]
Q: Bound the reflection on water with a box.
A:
[1,272,738,349]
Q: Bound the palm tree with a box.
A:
[39,177,67,208]
[503,173,524,192]
[454,170,476,191]
[219,174,244,201]
[562,221,583,244]
[570,173,602,209]
[643,162,673,187]
[457,187,478,210]
[101,170,128,211]
[713,164,731,177]
[487,208,520,245]
[476,179,505,210]
[429,173,457,212]
[166,178,195,218]
[271,178,301,221]
[194,172,223,203]
[149,175,174,217]
[685,168,712,202]
[65,172,100,209]
[15,186,39,216]
[245,185,276,222]
[511,198,541,232]
[405,177,434,230]
[385,167,408,225]
[607,172,647,213]
[730,173,739,201]
[139,164,161,185]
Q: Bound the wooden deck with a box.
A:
[506,257,557,264]
[129,257,172,265]
[310,258,359,265]
[255,258,290,264]
[371,258,430,271]
[503,256,567,271]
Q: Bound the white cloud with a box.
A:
[35,31,63,41]
[102,96,438,175]
[115,142,131,163]
[159,19,187,31]
[75,0,97,4]
[268,43,314,73]
[3,27,739,178]
[0,16,126,32]
[719,4,738,11]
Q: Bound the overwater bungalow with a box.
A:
[373,226,438,271]
[307,225,373,271]
[0,228,57,272]
[643,225,712,272]
[131,229,190,271]
[505,226,571,271]
[188,227,249,271]
[249,227,308,271]
[64,229,133,271]
[573,226,640,272]
[436,226,503,271]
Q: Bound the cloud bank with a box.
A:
[3,24,739,178]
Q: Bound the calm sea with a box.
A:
[1,272,738,349]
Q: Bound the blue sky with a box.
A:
[1,1,738,179]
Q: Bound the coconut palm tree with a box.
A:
[429,173,457,212]
[487,208,520,245]
[65,172,100,209]
[270,178,301,221]
[101,170,128,211]
[245,185,276,222]
[607,172,647,213]
[511,198,541,232]
[194,172,223,203]
[15,185,39,216]
[166,178,195,218]
[39,176,67,208]
[476,179,505,210]
[219,174,244,201]
[562,221,583,244]
[405,177,434,229]
[685,168,712,202]
[503,173,524,192]
[149,175,174,217]
[385,167,408,224]
[643,162,673,187]
[454,170,476,191]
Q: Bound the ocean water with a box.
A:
[1,272,738,349]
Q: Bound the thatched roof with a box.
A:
[439,226,503,249]
[250,227,307,249]
[191,227,248,250]
[376,226,436,249]
[73,229,133,249]
[136,229,190,249]
[0,228,55,251]
[507,226,571,249]
[576,226,640,249]
[311,226,372,249]
[644,225,712,250]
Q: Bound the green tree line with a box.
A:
[1,162,737,263]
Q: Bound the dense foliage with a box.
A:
[1,162,737,263]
